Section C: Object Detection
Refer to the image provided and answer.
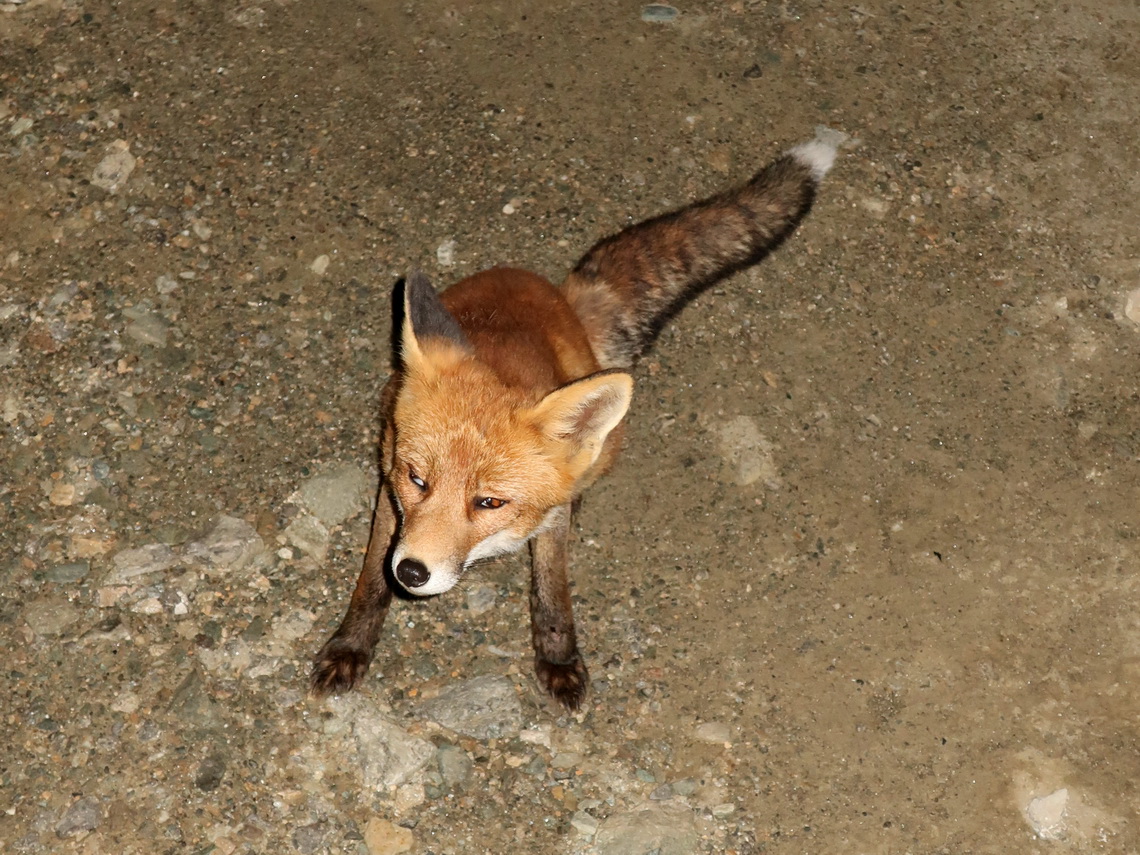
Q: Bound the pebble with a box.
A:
[122,305,169,347]
[436,743,474,790]
[694,721,732,744]
[436,239,456,267]
[44,561,90,583]
[109,543,177,582]
[55,796,102,838]
[641,4,679,23]
[363,817,413,855]
[714,415,778,486]
[595,801,701,855]
[295,464,372,526]
[465,583,497,616]
[334,697,436,789]
[1124,287,1140,324]
[284,512,330,562]
[420,674,522,740]
[310,254,330,275]
[185,515,266,574]
[570,811,600,836]
[1026,787,1068,840]
[23,597,81,637]
[91,139,136,193]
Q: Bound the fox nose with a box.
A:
[395,558,430,589]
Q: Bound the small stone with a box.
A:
[185,515,265,574]
[1026,788,1068,840]
[641,4,679,23]
[295,464,372,526]
[711,802,736,817]
[596,801,701,855]
[363,817,413,855]
[332,696,436,789]
[109,543,177,583]
[465,583,497,616]
[56,797,102,838]
[649,782,675,800]
[1124,288,1140,324]
[714,415,778,487]
[23,597,81,636]
[272,609,316,642]
[310,254,330,275]
[694,721,732,744]
[420,675,522,739]
[91,140,136,193]
[570,811,600,836]
[9,116,34,136]
[672,778,698,797]
[49,481,77,506]
[195,750,227,791]
[111,692,140,714]
[122,307,169,347]
[635,768,656,783]
[292,822,331,854]
[284,513,330,562]
[131,596,163,615]
[436,744,474,791]
[45,562,90,583]
[436,239,456,267]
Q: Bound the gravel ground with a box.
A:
[2,1,1139,853]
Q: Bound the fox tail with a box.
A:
[561,127,844,369]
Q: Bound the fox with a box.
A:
[310,130,842,710]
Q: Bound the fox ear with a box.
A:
[530,371,633,475]
[399,270,471,373]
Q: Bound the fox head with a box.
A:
[385,272,632,597]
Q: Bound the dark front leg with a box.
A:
[529,505,589,710]
[310,485,397,696]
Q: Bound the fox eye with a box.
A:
[408,469,427,490]
[475,496,508,510]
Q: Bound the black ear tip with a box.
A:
[406,269,432,293]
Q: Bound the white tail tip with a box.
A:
[789,125,848,182]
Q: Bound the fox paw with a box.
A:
[310,642,372,697]
[535,655,590,711]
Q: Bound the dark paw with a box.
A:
[535,654,590,711]
[310,642,372,697]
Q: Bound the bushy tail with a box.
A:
[561,128,844,369]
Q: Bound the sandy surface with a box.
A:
[2,0,1138,853]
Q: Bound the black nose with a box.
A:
[395,558,430,589]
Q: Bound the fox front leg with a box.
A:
[310,485,398,696]
[529,505,589,710]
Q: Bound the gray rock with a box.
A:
[56,796,102,838]
[122,305,169,347]
[694,721,732,744]
[44,562,89,583]
[641,4,679,23]
[420,675,522,740]
[194,750,227,791]
[596,802,701,855]
[436,743,474,791]
[714,415,777,486]
[465,583,497,616]
[109,543,177,582]
[23,597,81,637]
[185,516,265,573]
[292,821,332,854]
[91,140,135,193]
[284,513,330,562]
[297,464,372,526]
[334,697,435,790]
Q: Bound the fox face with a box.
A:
[386,273,632,597]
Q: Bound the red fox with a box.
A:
[311,131,841,709]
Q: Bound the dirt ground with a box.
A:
[2,0,1138,853]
